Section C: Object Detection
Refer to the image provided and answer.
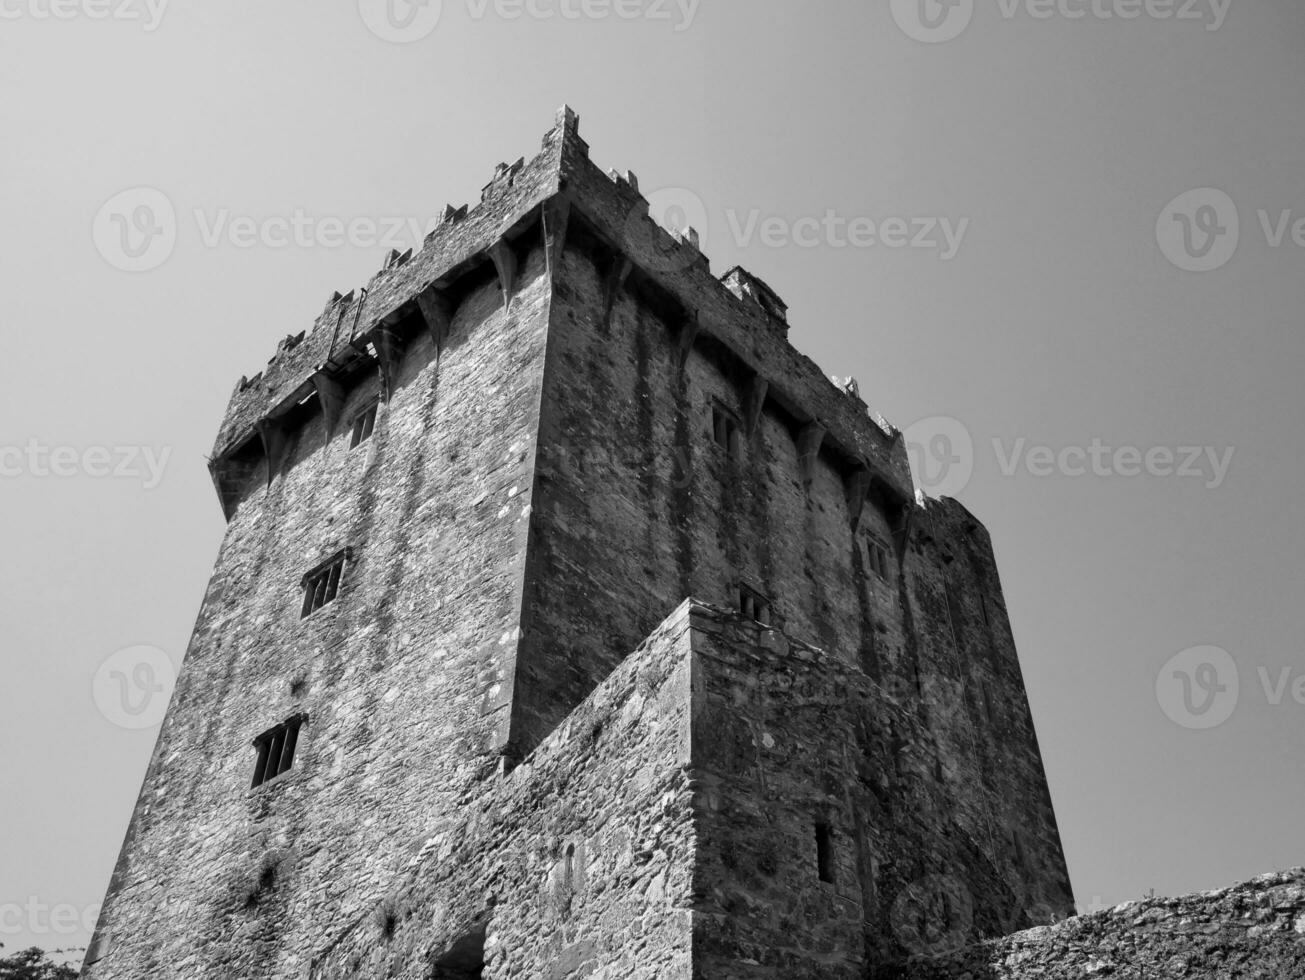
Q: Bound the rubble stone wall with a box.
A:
[308,602,700,980]
[880,870,1305,980]
[684,600,1070,976]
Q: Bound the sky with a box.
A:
[2,0,1304,960]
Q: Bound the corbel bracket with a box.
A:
[542,197,572,277]
[677,312,702,373]
[256,417,292,487]
[601,256,634,333]
[893,501,916,560]
[311,370,346,439]
[488,239,517,312]
[797,421,827,489]
[844,462,872,532]
[372,321,405,403]
[416,287,455,355]
[744,375,770,438]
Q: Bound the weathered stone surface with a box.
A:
[85,108,1085,980]
[880,870,1305,979]
[87,200,556,980]
[309,604,698,980]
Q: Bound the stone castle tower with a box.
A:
[83,107,1074,980]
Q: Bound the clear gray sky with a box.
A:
[3,0,1304,958]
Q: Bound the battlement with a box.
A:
[721,265,788,330]
[208,107,578,468]
[207,105,912,521]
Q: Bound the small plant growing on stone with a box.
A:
[237,848,288,911]
[373,896,401,941]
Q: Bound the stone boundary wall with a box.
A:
[878,870,1305,980]
[308,602,701,980]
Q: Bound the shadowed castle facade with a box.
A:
[83,108,1074,980]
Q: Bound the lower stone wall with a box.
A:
[297,601,1305,980]
[308,605,699,980]
[877,870,1305,980]
[684,602,1069,978]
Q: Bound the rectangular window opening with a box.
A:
[1011,828,1028,872]
[815,823,835,884]
[711,405,741,458]
[251,716,304,789]
[350,401,379,450]
[301,550,350,618]
[867,538,892,580]
[739,586,771,625]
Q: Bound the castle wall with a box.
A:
[307,602,699,980]
[513,229,1073,967]
[84,247,553,980]
[898,499,1074,932]
[685,599,1070,976]
[514,236,908,755]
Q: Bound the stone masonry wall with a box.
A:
[85,245,553,980]
[516,231,911,755]
[882,870,1305,980]
[683,600,1068,977]
[514,210,1073,959]
[899,498,1074,929]
[307,601,699,980]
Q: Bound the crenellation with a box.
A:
[210,107,911,526]
[210,111,576,464]
[721,265,788,330]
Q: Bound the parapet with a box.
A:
[208,105,583,465]
[206,105,917,519]
[721,266,788,332]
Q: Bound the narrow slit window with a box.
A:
[867,538,891,579]
[739,586,771,625]
[711,406,741,458]
[251,716,305,789]
[1011,828,1028,871]
[349,401,379,449]
[815,823,835,884]
[301,550,350,618]
[563,844,576,890]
